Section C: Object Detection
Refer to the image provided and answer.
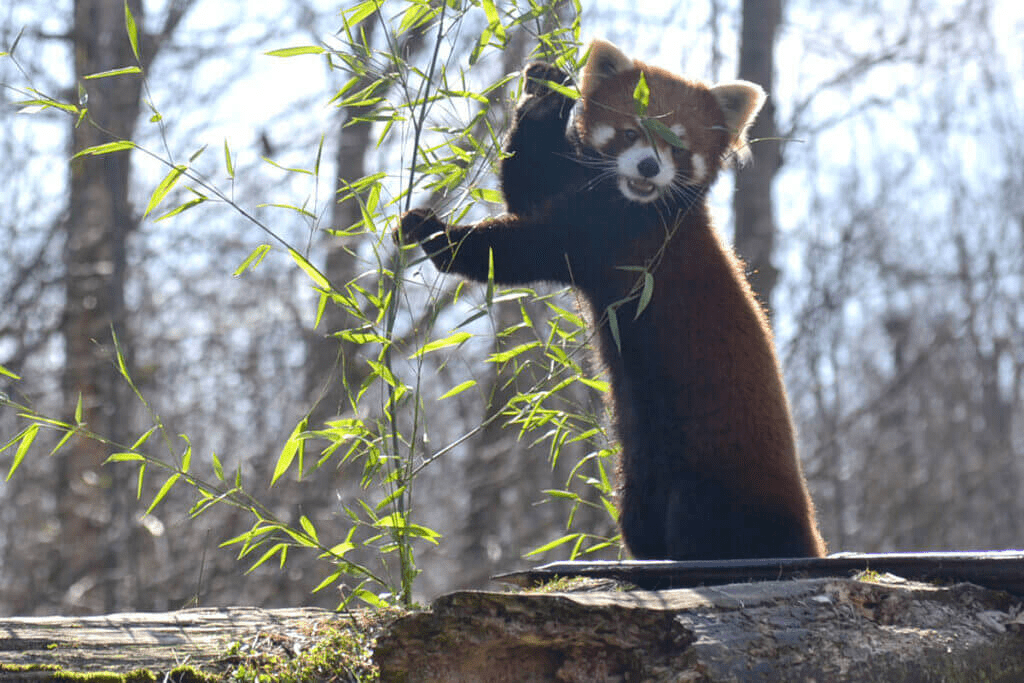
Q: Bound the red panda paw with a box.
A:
[523,62,573,97]
[396,208,445,246]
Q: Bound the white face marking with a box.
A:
[616,145,677,203]
[690,154,707,183]
[589,124,615,148]
[670,123,687,139]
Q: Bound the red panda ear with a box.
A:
[580,39,635,98]
[710,81,766,164]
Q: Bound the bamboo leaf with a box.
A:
[131,425,157,450]
[124,1,140,62]
[47,430,75,458]
[525,533,580,557]
[180,435,192,473]
[247,543,288,573]
[633,72,650,117]
[223,139,235,178]
[408,331,472,359]
[469,187,503,204]
[146,473,180,514]
[0,363,20,380]
[155,195,206,222]
[341,0,382,28]
[136,463,146,499]
[83,66,142,80]
[211,452,225,482]
[271,418,307,486]
[144,164,186,218]
[288,247,331,291]
[265,46,326,57]
[233,244,271,277]
[438,379,477,400]
[105,452,147,464]
[536,79,579,101]
[643,118,688,149]
[5,424,39,481]
[312,569,344,593]
[72,141,136,158]
[578,377,610,393]
[635,271,654,318]
[607,305,622,352]
[486,341,541,363]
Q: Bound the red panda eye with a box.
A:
[622,129,640,142]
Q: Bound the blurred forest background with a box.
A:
[1,0,1022,616]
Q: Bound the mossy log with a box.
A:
[0,606,335,681]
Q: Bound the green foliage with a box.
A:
[0,0,620,609]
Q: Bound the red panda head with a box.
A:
[575,39,766,204]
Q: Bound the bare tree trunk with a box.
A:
[733,0,782,316]
[60,0,145,614]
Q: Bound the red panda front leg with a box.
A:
[397,208,580,286]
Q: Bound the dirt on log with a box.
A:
[375,576,1024,682]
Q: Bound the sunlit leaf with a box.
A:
[211,452,225,482]
[233,244,271,277]
[246,543,288,573]
[146,473,180,514]
[299,515,318,544]
[341,0,382,29]
[124,1,140,62]
[470,187,503,204]
[5,424,38,481]
[438,379,477,400]
[155,195,206,222]
[312,569,344,593]
[180,435,192,473]
[105,452,146,464]
[271,418,308,486]
[525,533,580,557]
[409,331,472,359]
[351,587,389,608]
[0,364,20,380]
[223,139,235,178]
[487,341,541,363]
[72,141,136,158]
[47,430,74,458]
[265,46,326,57]
[288,247,331,291]
[83,66,142,80]
[536,79,579,101]
[144,164,186,218]
[633,72,650,117]
[578,377,610,393]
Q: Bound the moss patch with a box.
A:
[217,608,406,683]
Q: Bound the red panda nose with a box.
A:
[637,157,660,178]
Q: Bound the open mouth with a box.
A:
[623,177,659,200]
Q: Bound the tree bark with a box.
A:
[60,0,145,613]
[733,0,783,317]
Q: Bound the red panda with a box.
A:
[398,39,827,560]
